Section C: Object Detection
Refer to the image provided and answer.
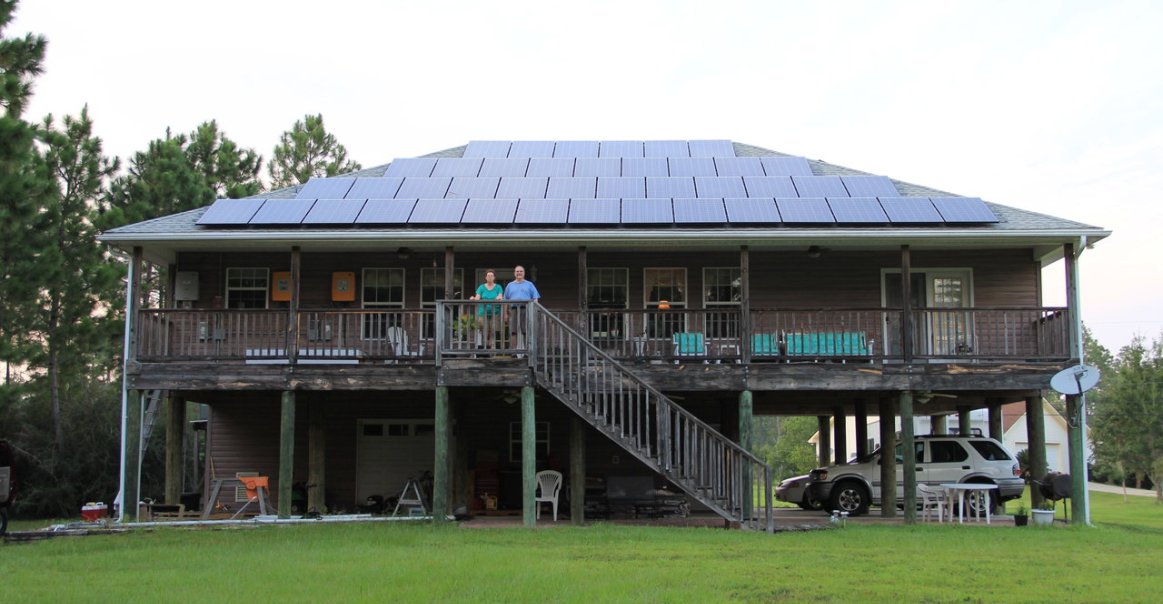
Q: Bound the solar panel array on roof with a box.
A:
[296,177,355,199]
[196,141,998,228]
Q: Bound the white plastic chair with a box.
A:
[918,484,948,522]
[386,326,416,360]
[535,470,563,521]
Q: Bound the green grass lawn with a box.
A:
[3,493,1161,602]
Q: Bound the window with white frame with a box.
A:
[225,268,269,309]
[361,268,405,339]
[421,268,464,339]
[587,268,628,341]
[644,268,686,337]
[509,420,550,463]
[703,267,741,338]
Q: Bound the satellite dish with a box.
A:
[1050,364,1100,395]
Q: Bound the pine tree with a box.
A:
[267,113,362,188]
[185,120,262,199]
[101,130,213,229]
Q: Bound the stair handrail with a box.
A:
[529,302,773,531]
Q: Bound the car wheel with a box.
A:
[829,480,869,516]
[801,491,823,511]
[0,508,7,535]
[965,483,997,516]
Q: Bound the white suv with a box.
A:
[808,435,1024,516]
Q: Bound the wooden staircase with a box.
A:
[528,303,773,531]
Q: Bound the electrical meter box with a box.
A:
[332,272,356,302]
[175,271,199,302]
[271,271,292,301]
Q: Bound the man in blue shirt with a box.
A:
[503,265,540,350]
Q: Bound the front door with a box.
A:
[883,270,973,357]
[355,419,435,502]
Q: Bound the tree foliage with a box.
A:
[759,416,820,480]
[185,120,262,199]
[1089,333,1163,500]
[267,113,361,188]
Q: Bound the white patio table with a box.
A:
[940,483,998,524]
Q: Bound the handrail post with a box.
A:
[527,301,537,369]
[435,301,444,366]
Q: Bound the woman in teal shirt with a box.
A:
[471,269,504,348]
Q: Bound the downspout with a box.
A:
[1072,235,1091,525]
[116,260,135,524]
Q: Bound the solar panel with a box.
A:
[931,197,998,222]
[383,157,437,177]
[446,177,500,198]
[694,177,747,198]
[760,156,813,176]
[841,175,899,197]
[515,199,569,223]
[673,198,727,223]
[346,177,404,199]
[573,157,621,177]
[526,158,576,177]
[553,141,599,158]
[508,141,556,158]
[249,199,316,224]
[742,176,798,198]
[644,140,690,157]
[302,198,366,224]
[879,197,943,223]
[568,198,621,224]
[688,140,736,157]
[724,198,780,223]
[478,157,530,177]
[431,157,484,177]
[295,177,355,199]
[600,140,644,157]
[497,177,548,198]
[713,157,764,176]
[792,176,849,197]
[621,198,674,224]
[461,198,518,224]
[646,177,696,198]
[463,140,512,158]
[547,177,597,199]
[197,198,265,225]
[827,197,889,223]
[667,157,718,177]
[777,198,835,223]
[621,157,669,177]
[395,177,452,199]
[596,177,646,198]
[409,198,468,223]
[356,199,416,223]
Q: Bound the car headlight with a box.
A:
[810,469,827,481]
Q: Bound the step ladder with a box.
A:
[391,478,429,517]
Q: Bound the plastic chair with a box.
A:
[917,484,948,522]
[535,470,563,521]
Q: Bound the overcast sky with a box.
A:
[12,0,1162,355]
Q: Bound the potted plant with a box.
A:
[1013,503,1028,527]
[1031,501,1056,526]
[455,314,482,346]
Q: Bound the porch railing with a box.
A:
[134,306,1072,364]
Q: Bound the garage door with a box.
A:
[355,419,435,502]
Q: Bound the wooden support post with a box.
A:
[817,415,831,467]
[570,416,586,525]
[522,386,536,527]
[739,390,753,519]
[740,246,751,364]
[1066,394,1087,523]
[900,391,917,523]
[164,395,185,504]
[125,389,142,521]
[987,398,1004,514]
[444,247,455,300]
[832,407,846,465]
[289,246,300,364]
[957,405,972,436]
[901,245,913,364]
[433,386,450,521]
[930,415,946,435]
[878,397,896,517]
[278,391,295,519]
[308,399,326,514]
[854,400,868,458]
[1025,394,1048,509]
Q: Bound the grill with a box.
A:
[1032,471,1072,522]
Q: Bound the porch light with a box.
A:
[807,245,822,259]
[396,247,411,260]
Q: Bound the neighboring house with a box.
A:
[811,400,1073,474]
[100,140,1107,527]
